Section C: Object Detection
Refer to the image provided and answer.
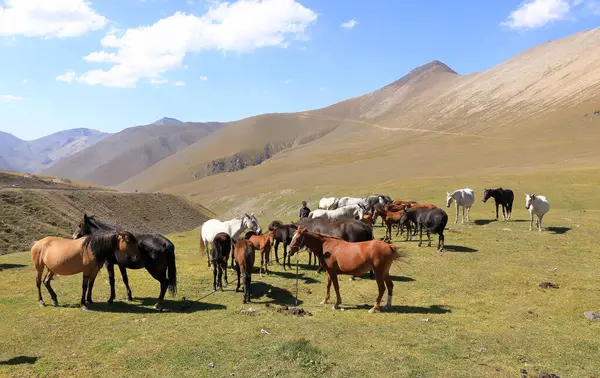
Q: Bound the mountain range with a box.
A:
[0,128,110,173]
[3,27,600,218]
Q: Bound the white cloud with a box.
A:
[150,78,169,85]
[0,94,24,102]
[501,0,571,29]
[74,0,317,88]
[22,79,29,85]
[0,0,107,38]
[56,71,77,83]
[173,80,185,86]
[341,19,358,29]
[199,76,208,81]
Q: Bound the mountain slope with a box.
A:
[43,122,222,186]
[0,129,109,173]
[120,27,600,219]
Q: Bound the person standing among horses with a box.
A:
[299,201,311,219]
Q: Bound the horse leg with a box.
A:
[206,241,211,268]
[369,276,386,313]
[427,230,432,247]
[495,202,499,220]
[274,240,280,264]
[235,264,241,292]
[80,275,90,311]
[529,211,534,231]
[212,263,218,292]
[468,206,471,222]
[218,263,224,291]
[43,271,58,307]
[330,274,342,310]
[418,224,423,247]
[321,273,332,305]
[455,203,459,224]
[538,214,544,232]
[86,275,97,304]
[461,206,465,224]
[36,268,45,306]
[106,263,116,304]
[118,265,133,301]
[384,274,394,310]
[438,231,445,252]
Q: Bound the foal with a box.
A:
[289,227,404,313]
[244,231,274,277]
[233,239,256,303]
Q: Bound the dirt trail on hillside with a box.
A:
[297,113,510,139]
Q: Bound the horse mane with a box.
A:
[82,231,122,265]
[86,215,119,231]
[244,231,258,239]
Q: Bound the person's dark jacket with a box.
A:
[299,206,311,219]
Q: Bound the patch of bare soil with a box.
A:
[266,303,312,317]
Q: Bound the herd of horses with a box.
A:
[29,187,551,313]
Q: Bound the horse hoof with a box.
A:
[368,307,380,314]
[38,301,46,307]
[154,303,164,312]
[320,300,327,305]
[51,300,58,307]
[81,305,90,312]
[127,296,133,302]
[107,299,114,304]
[332,305,341,310]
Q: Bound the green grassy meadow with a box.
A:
[1,169,600,377]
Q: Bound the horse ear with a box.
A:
[245,213,250,218]
[84,213,88,220]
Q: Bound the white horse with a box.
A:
[308,204,367,221]
[200,213,261,267]
[525,194,550,232]
[318,197,339,210]
[446,188,475,224]
[337,196,385,212]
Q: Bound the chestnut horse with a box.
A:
[244,231,274,277]
[233,239,256,303]
[383,209,406,242]
[289,228,404,313]
[31,231,140,310]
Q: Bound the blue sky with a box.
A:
[1,0,599,140]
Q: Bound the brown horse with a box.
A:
[31,231,140,310]
[233,239,256,303]
[384,209,406,242]
[244,230,274,277]
[361,213,374,227]
[289,227,404,313]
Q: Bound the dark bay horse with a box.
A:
[211,233,231,292]
[483,188,514,220]
[32,231,140,310]
[269,221,298,270]
[289,228,404,313]
[73,214,177,311]
[233,239,256,304]
[400,207,448,252]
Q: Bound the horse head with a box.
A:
[445,192,453,208]
[356,203,367,219]
[525,193,535,210]
[73,213,93,239]
[289,227,308,255]
[115,231,140,264]
[482,188,490,203]
[244,213,262,234]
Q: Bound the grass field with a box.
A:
[1,170,600,377]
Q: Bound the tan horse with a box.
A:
[31,231,140,311]
[244,230,274,277]
[289,227,405,313]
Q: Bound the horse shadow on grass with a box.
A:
[249,281,303,306]
[474,219,495,226]
[57,298,224,314]
[268,270,319,284]
[354,304,452,314]
[443,245,478,253]
[0,356,39,366]
[547,227,571,235]
[0,263,27,271]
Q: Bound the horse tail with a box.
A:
[199,232,206,256]
[389,244,408,264]
[166,242,177,297]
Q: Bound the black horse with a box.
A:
[482,188,514,220]
[295,217,375,278]
[211,233,231,292]
[73,214,177,311]
[400,207,448,252]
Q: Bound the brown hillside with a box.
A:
[0,188,213,254]
[43,122,222,187]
